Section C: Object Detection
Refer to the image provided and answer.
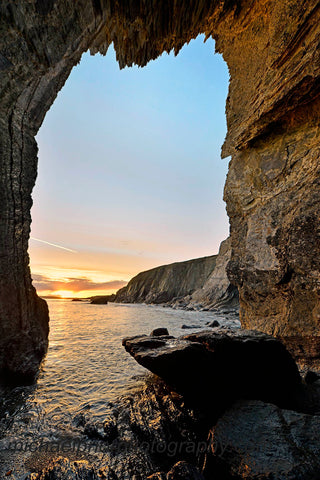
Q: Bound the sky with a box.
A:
[29,35,230,298]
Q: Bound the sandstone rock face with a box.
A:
[220,2,320,337]
[115,255,217,304]
[205,400,320,480]
[1,1,320,376]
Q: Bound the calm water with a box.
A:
[0,300,239,476]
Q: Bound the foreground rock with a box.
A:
[25,380,208,480]
[25,377,320,480]
[123,329,302,413]
[204,400,320,480]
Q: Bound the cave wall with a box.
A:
[0,0,319,377]
[218,0,320,336]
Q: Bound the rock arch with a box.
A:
[0,0,319,379]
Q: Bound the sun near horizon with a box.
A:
[30,36,229,300]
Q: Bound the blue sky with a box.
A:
[30,35,230,297]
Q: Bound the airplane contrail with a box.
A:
[30,237,77,253]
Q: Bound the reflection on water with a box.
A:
[0,301,239,476]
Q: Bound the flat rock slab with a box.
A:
[123,329,302,412]
[206,400,320,480]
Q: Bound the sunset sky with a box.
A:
[29,35,230,298]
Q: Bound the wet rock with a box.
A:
[123,329,303,412]
[207,320,219,328]
[204,400,320,480]
[167,461,205,479]
[84,415,117,443]
[26,457,106,479]
[105,380,206,479]
[73,412,87,428]
[151,328,169,337]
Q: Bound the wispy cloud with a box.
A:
[32,274,127,293]
[30,237,77,253]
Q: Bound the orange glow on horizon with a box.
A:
[38,287,121,299]
[51,290,75,298]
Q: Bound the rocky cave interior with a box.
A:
[1,0,319,379]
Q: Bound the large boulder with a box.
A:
[123,329,302,413]
[204,400,320,480]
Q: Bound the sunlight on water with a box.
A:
[0,301,239,475]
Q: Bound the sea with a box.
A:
[0,300,240,477]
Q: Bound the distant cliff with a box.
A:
[182,237,239,311]
[115,255,217,304]
[115,238,239,310]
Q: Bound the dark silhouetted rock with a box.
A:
[207,320,220,328]
[90,294,116,304]
[151,328,169,337]
[123,329,302,412]
[305,371,320,385]
[204,400,320,480]
[181,325,202,330]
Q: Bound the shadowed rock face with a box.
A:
[204,400,320,480]
[1,0,320,378]
[123,329,303,413]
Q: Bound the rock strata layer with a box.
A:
[115,255,217,305]
[115,238,239,313]
[173,237,239,312]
